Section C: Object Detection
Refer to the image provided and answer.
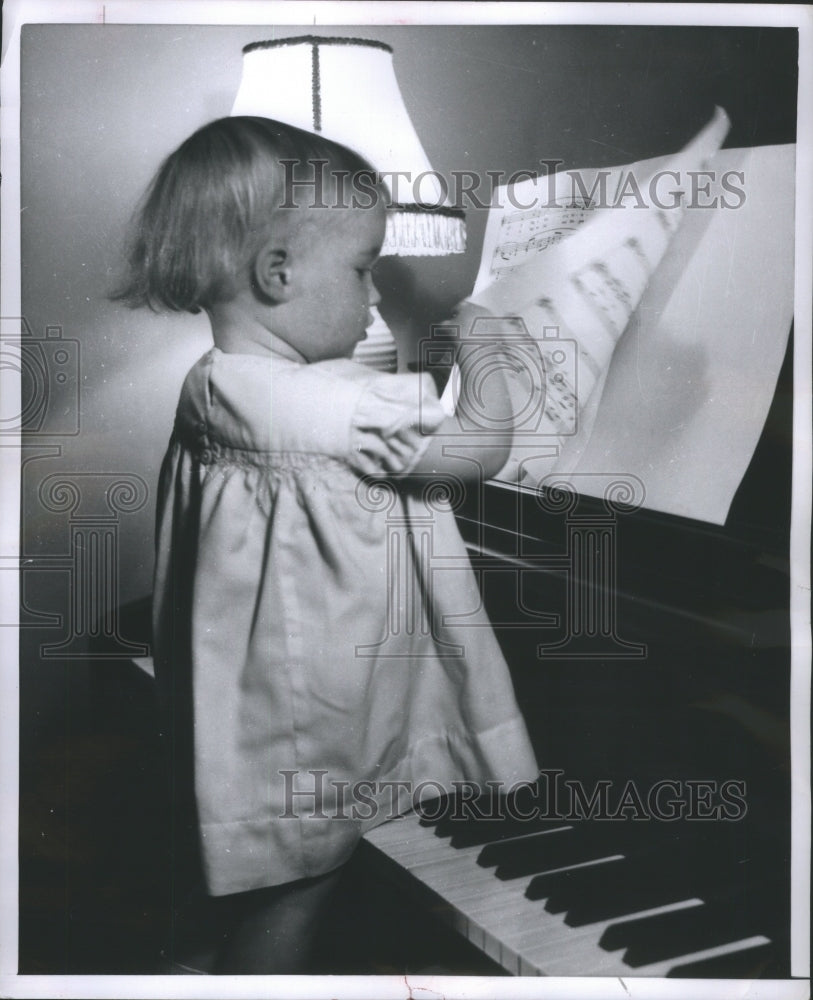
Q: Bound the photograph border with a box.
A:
[1,3,810,998]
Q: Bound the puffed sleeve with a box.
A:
[348,371,446,477]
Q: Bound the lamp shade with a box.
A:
[231,36,465,257]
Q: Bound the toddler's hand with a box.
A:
[409,302,513,480]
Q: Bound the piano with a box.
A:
[360,332,793,978]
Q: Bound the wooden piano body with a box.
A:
[361,334,794,978]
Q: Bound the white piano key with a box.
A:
[473,824,574,848]
[632,934,773,977]
[131,656,154,677]
[526,899,707,975]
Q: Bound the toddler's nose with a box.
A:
[367,275,381,308]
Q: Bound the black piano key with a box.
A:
[449,816,571,850]
[536,857,694,924]
[480,825,626,881]
[600,901,765,968]
[422,790,568,849]
[477,811,642,866]
[667,941,779,978]
[528,857,622,905]
[528,824,748,925]
[567,879,691,927]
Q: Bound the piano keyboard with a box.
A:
[362,806,780,977]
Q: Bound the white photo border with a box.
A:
[1,2,810,998]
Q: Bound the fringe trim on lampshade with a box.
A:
[382,209,467,257]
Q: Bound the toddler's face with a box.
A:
[288,204,386,362]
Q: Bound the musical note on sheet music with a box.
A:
[493,205,593,276]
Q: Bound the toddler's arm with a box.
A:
[407,301,513,482]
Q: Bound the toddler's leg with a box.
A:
[213,868,343,974]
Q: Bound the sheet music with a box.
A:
[560,142,795,524]
[444,108,733,491]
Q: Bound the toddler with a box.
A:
[116,116,537,973]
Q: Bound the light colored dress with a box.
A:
[153,341,538,896]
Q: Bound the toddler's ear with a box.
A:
[253,243,292,303]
